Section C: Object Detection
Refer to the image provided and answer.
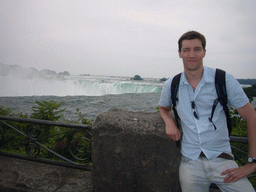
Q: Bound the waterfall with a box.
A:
[0,75,163,97]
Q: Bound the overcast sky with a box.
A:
[0,0,255,78]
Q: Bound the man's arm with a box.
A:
[159,106,181,141]
[221,102,256,183]
[239,103,256,163]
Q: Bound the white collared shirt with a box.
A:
[159,66,249,160]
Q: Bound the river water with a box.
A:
[0,75,255,122]
[0,75,163,121]
[0,93,161,121]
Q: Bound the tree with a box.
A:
[131,75,143,80]
[160,77,168,82]
[243,84,256,102]
[31,100,66,121]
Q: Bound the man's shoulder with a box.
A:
[203,66,221,83]
[204,66,216,75]
[163,77,174,88]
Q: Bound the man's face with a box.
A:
[178,39,206,72]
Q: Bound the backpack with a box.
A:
[171,69,232,147]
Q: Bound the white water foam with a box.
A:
[0,75,163,97]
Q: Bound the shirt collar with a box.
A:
[180,66,214,86]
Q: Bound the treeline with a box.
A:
[160,78,256,84]
[243,84,256,102]
[237,79,256,85]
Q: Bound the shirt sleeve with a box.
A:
[158,78,173,107]
[226,72,249,109]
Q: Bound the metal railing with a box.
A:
[0,115,92,171]
[0,115,255,189]
[209,136,256,190]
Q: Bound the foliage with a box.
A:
[131,75,143,80]
[229,107,248,137]
[75,108,94,125]
[0,106,30,153]
[31,100,66,121]
[243,84,256,103]
[160,77,168,82]
[238,79,256,85]
[29,100,66,143]
[0,106,12,116]
[229,106,256,188]
[0,100,93,166]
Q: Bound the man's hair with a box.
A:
[178,31,206,52]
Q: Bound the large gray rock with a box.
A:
[0,156,92,192]
[92,109,181,192]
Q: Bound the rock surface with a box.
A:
[0,156,92,192]
[92,108,181,192]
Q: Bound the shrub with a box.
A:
[31,100,66,121]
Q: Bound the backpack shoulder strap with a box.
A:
[171,73,182,147]
[215,69,227,105]
[171,73,182,111]
[215,68,232,135]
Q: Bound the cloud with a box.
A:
[0,0,255,78]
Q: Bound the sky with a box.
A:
[0,0,256,79]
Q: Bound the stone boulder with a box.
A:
[92,109,181,192]
[0,156,92,192]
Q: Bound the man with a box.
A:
[159,31,256,191]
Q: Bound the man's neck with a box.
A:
[184,66,204,89]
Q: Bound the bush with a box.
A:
[31,100,66,121]
[0,100,93,165]
[243,84,256,102]
[0,106,12,116]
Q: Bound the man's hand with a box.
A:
[221,163,256,183]
[221,102,256,183]
[166,124,181,141]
